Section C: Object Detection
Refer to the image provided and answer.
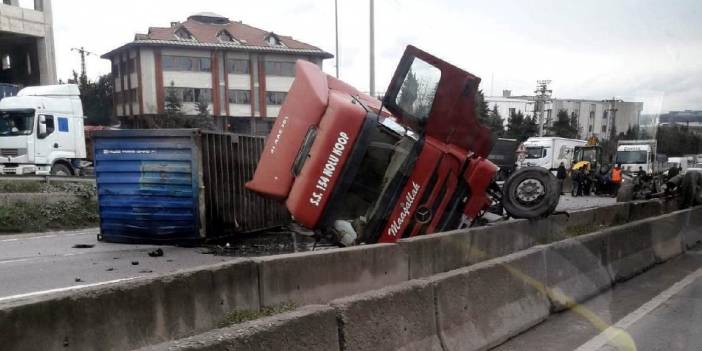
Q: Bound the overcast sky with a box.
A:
[51,0,701,114]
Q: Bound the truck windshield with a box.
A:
[525,147,545,159]
[0,110,34,137]
[616,150,648,164]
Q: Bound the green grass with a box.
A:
[219,303,297,327]
[0,199,99,233]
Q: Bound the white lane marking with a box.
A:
[0,277,141,303]
[574,267,702,351]
[0,238,19,242]
[0,258,31,265]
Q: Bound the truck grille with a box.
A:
[0,149,19,157]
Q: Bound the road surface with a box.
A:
[0,195,616,302]
[493,247,702,351]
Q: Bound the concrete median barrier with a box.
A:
[331,280,441,351]
[650,212,684,262]
[681,206,702,249]
[0,259,259,351]
[144,305,339,351]
[545,231,612,311]
[255,244,408,307]
[592,202,630,226]
[429,247,550,351]
[606,221,656,282]
[398,229,473,279]
[628,199,663,221]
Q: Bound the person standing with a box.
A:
[557,162,567,195]
[611,164,623,197]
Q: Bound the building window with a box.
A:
[227,59,249,74]
[265,33,283,46]
[2,0,10,5]
[120,61,127,76]
[165,87,212,104]
[217,30,236,43]
[508,108,516,117]
[2,54,12,70]
[589,125,594,133]
[265,61,295,77]
[228,90,251,104]
[601,125,607,133]
[162,56,211,72]
[266,92,287,105]
[111,63,119,78]
[175,27,193,40]
[128,58,136,74]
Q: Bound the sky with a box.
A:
[50,0,702,114]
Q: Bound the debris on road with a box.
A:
[131,261,139,265]
[147,248,164,257]
[74,278,83,282]
[72,244,94,249]
[106,268,114,272]
[139,269,153,274]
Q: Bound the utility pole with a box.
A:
[71,47,96,78]
[534,80,552,137]
[606,97,619,139]
[369,0,375,97]
[334,0,339,78]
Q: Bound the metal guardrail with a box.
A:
[0,175,96,183]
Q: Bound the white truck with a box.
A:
[0,84,86,176]
[615,139,667,175]
[517,137,586,171]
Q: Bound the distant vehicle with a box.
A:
[615,139,667,175]
[518,137,586,171]
[667,157,689,173]
[488,138,518,180]
[0,84,87,176]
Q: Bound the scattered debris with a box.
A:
[166,259,174,262]
[74,278,83,282]
[131,261,139,265]
[139,269,153,274]
[148,248,164,257]
[106,267,115,272]
[72,244,95,249]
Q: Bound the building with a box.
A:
[659,110,702,127]
[486,91,643,140]
[0,0,56,86]
[102,12,332,134]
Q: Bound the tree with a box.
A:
[195,98,210,117]
[548,109,578,138]
[68,71,114,126]
[475,90,504,137]
[505,111,536,142]
[164,81,183,117]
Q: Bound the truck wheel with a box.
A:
[502,167,560,219]
[50,163,72,176]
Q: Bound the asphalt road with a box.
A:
[0,228,232,301]
[0,195,617,303]
[493,248,702,351]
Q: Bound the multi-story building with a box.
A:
[102,12,332,134]
[486,91,643,140]
[0,0,56,86]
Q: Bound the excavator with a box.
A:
[246,46,561,246]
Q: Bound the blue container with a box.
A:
[92,129,289,244]
[0,83,18,100]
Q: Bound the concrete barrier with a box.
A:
[681,206,702,249]
[429,247,550,351]
[398,229,473,279]
[592,202,630,226]
[331,280,442,351]
[255,244,408,307]
[144,305,339,351]
[0,259,259,351]
[545,231,612,311]
[650,212,685,262]
[628,199,663,221]
[606,220,656,282]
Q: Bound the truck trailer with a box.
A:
[246,46,560,246]
[518,137,586,171]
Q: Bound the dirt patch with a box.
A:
[219,303,297,327]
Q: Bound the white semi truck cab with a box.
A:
[616,139,666,175]
[0,84,86,176]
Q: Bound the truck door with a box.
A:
[34,114,55,164]
[383,45,493,157]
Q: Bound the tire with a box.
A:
[502,167,560,219]
[50,163,72,176]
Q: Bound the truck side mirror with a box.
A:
[38,115,47,138]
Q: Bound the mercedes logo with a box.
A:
[415,206,432,224]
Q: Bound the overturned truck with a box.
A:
[246,46,560,245]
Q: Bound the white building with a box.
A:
[0,0,56,86]
[102,12,332,134]
[485,91,643,140]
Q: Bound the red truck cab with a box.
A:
[247,46,555,245]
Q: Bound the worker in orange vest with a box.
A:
[611,164,623,197]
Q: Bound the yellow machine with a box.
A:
[572,136,604,171]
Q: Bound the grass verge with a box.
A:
[219,303,297,328]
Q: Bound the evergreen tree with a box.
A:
[548,109,578,138]
[196,98,210,117]
[68,70,113,126]
[475,90,504,137]
[164,81,183,117]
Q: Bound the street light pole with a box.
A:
[369,0,375,97]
